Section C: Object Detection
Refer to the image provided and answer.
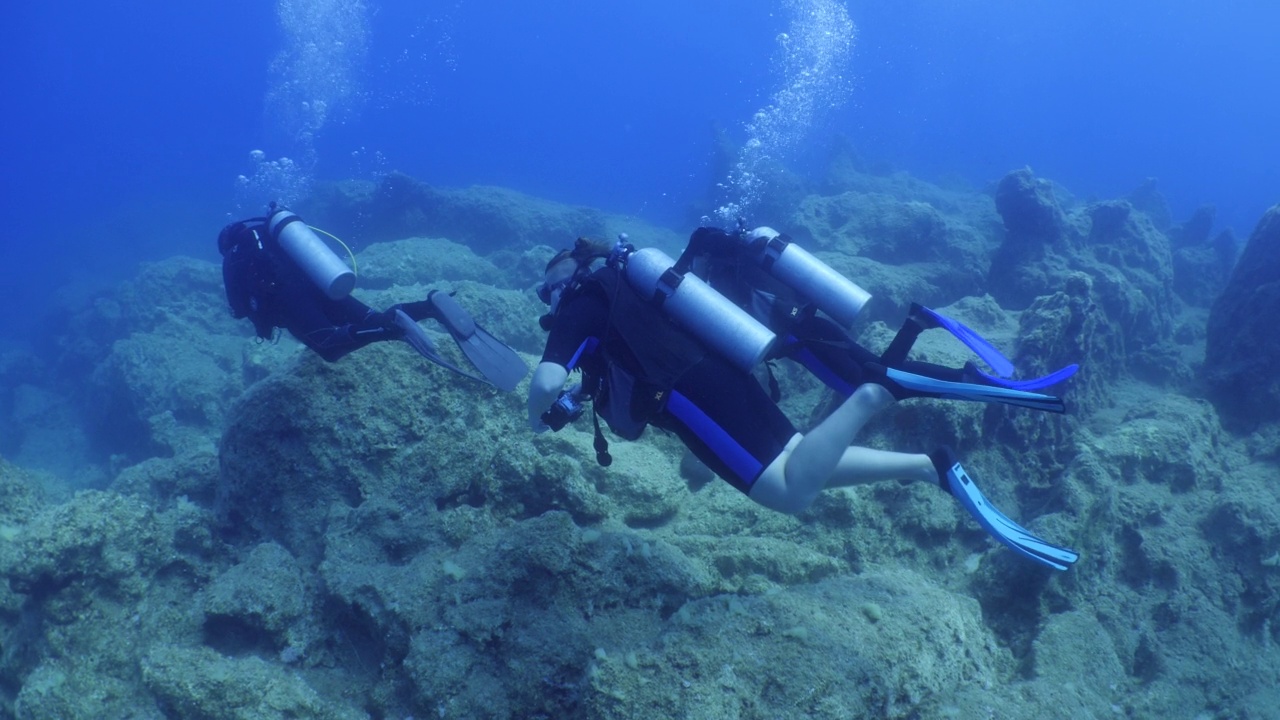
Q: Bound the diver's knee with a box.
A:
[750,452,817,515]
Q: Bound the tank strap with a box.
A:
[761,235,790,270]
[652,268,683,308]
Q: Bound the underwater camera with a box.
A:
[542,390,584,431]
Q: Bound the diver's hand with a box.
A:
[528,362,569,433]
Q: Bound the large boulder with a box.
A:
[1204,204,1280,424]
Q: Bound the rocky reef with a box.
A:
[1,163,1278,719]
[1204,204,1280,427]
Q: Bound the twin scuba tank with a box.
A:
[744,226,871,329]
[266,208,355,300]
[613,242,776,373]
[612,227,872,374]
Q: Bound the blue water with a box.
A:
[3,0,1277,342]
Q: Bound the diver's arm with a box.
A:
[527,361,570,432]
[673,227,734,274]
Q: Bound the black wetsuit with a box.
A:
[542,266,796,494]
[674,226,969,399]
[219,219,431,362]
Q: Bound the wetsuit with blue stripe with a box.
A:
[541,267,796,494]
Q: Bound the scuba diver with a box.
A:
[527,237,1078,571]
[672,224,1078,409]
[218,204,528,391]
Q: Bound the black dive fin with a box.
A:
[429,291,530,392]
[393,309,488,385]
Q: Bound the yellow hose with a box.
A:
[308,225,358,275]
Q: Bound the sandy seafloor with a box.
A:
[2,159,1279,719]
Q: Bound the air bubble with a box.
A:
[714,0,855,224]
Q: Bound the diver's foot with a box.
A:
[861,363,909,401]
[928,445,962,493]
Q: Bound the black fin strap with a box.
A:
[765,361,782,403]
[881,319,924,367]
[591,405,613,467]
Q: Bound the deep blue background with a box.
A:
[2,0,1277,343]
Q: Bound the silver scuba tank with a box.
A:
[622,246,776,373]
[749,227,871,329]
[267,209,356,300]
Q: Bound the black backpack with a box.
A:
[218,218,279,339]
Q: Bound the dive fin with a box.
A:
[930,447,1079,571]
[429,291,529,392]
[967,361,1079,392]
[915,305,1016,378]
[393,309,488,385]
[886,367,1066,413]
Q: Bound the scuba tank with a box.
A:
[613,241,776,373]
[747,227,871,329]
[267,209,355,300]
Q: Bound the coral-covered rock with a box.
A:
[1204,205,1280,424]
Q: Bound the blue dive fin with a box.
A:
[968,362,1079,392]
[916,305,1016,378]
[931,447,1079,571]
[886,367,1065,413]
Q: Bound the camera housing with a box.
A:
[541,390,584,431]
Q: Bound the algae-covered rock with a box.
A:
[575,571,1006,720]
[0,458,44,529]
[5,490,174,603]
[202,542,318,660]
[142,646,366,720]
[215,338,531,559]
[364,512,714,716]
[1032,610,1125,686]
[1,491,228,720]
[109,414,220,505]
[1089,394,1228,492]
[13,659,164,720]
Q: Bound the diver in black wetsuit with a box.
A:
[217,207,528,391]
[526,237,1079,571]
[672,225,1076,410]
